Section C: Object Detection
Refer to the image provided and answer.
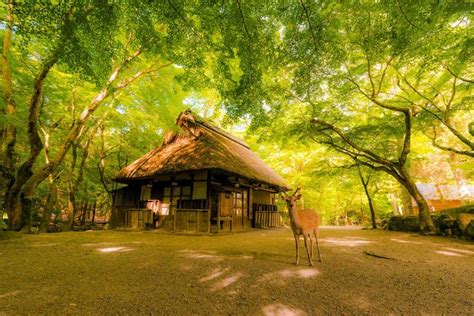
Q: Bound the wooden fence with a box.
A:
[174,208,210,232]
[253,203,285,228]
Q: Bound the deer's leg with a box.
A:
[314,227,322,262]
[308,233,313,261]
[294,233,299,265]
[303,234,313,266]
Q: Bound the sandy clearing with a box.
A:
[0,227,473,315]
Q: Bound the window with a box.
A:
[233,192,243,217]
[182,186,191,199]
[164,185,193,213]
[140,185,151,201]
[163,186,172,213]
[193,182,207,199]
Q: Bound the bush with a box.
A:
[402,216,420,232]
[388,216,404,231]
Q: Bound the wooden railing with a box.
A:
[253,203,284,228]
[174,208,210,233]
[125,208,153,229]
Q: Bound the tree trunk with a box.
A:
[1,0,18,229]
[67,143,78,229]
[92,201,96,223]
[39,125,59,231]
[389,193,401,216]
[357,166,377,229]
[40,180,58,232]
[68,194,77,230]
[362,184,377,229]
[401,187,414,215]
[5,194,22,230]
[397,167,436,234]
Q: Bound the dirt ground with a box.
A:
[1,227,473,315]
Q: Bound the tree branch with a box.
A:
[399,110,412,164]
[396,0,421,30]
[365,11,376,98]
[426,127,474,158]
[299,0,319,51]
[444,64,474,84]
[345,67,409,113]
[311,118,395,166]
[166,0,200,38]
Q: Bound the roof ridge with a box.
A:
[197,120,250,149]
[178,109,250,149]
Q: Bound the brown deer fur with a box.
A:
[282,188,322,266]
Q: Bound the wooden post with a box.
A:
[125,209,128,228]
[207,170,212,233]
[172,176,176,231]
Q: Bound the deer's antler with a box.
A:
[293,188,301,196]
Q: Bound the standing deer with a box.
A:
[281,188,322,266]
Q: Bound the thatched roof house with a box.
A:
[111,110,288,233]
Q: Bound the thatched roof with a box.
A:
[114,110,289,190]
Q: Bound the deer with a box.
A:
[281,188,322,266]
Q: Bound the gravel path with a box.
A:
[1,227,473,315]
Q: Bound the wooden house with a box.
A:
[413,183,474,213]
[111,110,289,233]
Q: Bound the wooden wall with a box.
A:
[110,185,140,227]
[252,189,274,205]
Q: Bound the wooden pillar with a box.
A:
[171,175,176,231]
[125,209,128,228]
[207,170,212,233]
[249,189,254,228]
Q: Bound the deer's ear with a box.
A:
[295,193,302,200]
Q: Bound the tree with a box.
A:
[0,1,289,230]
[357,164,377,229]
[0,1,196,229]
[216,1,472,233]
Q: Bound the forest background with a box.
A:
[0,1,472,232]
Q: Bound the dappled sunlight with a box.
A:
[262,303,307,316]
[390,238,422,245]
[96,246,133,253]
[178,249,223,261]
[199,267,230,282]
[83,242,116,247]
[443,247,474,255]
[277,268,320,279]
[352,296,371,311]
[0,290,21,299]
[257,268,320,287]
[322,237,373,247]
[180,265,193,271]
[31,243,59,247]
[434,250,464,257]
[83,241,141,247]
[210,272,244,291]
[238,255,254,260]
